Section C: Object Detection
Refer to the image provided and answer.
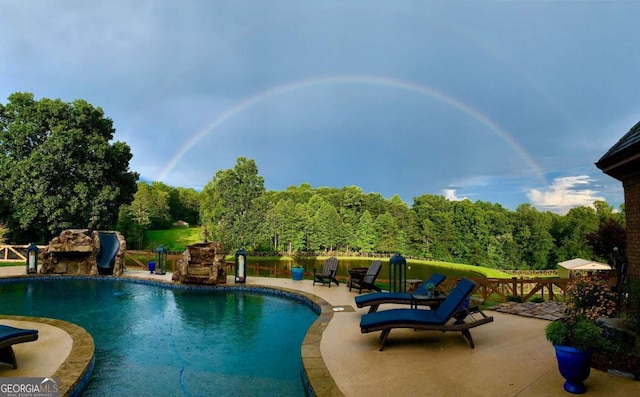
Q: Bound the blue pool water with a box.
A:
[0,278,317,396]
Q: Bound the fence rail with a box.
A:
[0,245,47,263]
[221,263,590,303]
[125,250,183,272]
[469,277,574,302]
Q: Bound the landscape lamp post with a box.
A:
[155,245,167,275]
[235,248,247,284]
[26,242,38,274]
[389,252,407,293]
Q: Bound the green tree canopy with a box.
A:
[200,157,265,249]
[0,92,138,242]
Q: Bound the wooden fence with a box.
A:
[125,250,182,272]
[215,263,582,303]
[468,277,573,302]
[0,245,47,263]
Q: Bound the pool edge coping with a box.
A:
[0,274,344,397]
[0,312,95,397]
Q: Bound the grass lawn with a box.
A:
[143,227,202,251]
[401,258,512,279]
[0,262,21,267]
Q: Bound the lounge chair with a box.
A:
[0,324,39,369]
[313,257,339,287]
[354,273,447,313]
[360,278,493,350]
[349,260,382,293]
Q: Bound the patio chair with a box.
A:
[354,273,447,313]
[313,257,339,287]
[349,260,382,293]
[0,324,39,369]
[359,278,493,350]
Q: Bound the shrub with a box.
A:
[530,296,545,303]
[507,295,522,303]
[545,276,615,350]
[565,276,616,321]
[545,318,605,350]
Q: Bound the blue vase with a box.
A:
[554,345,592,394]
[292,267,304,281]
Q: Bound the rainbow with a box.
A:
[157,74,544,183]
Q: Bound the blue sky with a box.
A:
[2,1,638,213]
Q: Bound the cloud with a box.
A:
[442,189,468,202]
[527,176,604,214]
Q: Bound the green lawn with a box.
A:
[409,259,512,278]
[143,227,203,251]
[0,262,21,267]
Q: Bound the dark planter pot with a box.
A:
[554,345,593,394]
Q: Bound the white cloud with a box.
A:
[527,176,604,214]
[442,189,468,202]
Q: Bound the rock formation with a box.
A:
[40,229,126,276]
[172,242,227,284]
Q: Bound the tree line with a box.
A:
[1,93,625,271]
[118,157,626,271]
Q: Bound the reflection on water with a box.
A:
[0,279,316,397]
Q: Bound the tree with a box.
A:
[117,181,196,248]
[375,212,398,253]
[550,206,598,263]
[353,210,376,252]
[172,187,200,226]
[513,204,555,269]
[0,222,8,243]
[587,218,627,265]
[199,157,265,249]
[0,92,138,242]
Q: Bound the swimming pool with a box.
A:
[0,278,318,396]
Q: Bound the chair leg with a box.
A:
[0,346,18,369]
[461,329,475,349]
[378,330,391,351]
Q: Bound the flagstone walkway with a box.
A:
[488,301,565,321]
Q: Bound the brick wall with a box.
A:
[623,174,640,281]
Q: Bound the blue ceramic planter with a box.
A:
[292,267,304,281]
[554,345,592,394]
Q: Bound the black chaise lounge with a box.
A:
[0,324,39,369]
[354,273,447,313]
[349,260,382,293]
[313,257,339,287]
[359,278,493,351]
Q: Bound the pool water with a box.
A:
[0,279,317,396]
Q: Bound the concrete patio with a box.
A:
[1,265,638,396]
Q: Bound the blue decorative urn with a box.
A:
[554,345,592,394]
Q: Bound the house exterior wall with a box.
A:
[624,174,640,281]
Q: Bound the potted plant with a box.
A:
[545,276,616,394]
[291,252,310,281]
[291,265,304,281]
[424,283,435,297]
